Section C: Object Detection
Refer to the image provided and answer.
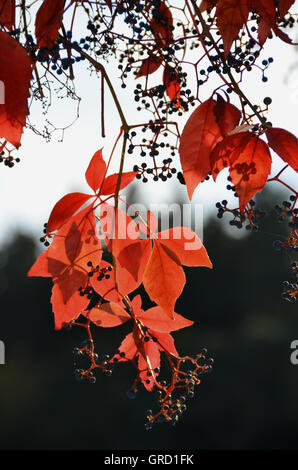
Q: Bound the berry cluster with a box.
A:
[73,339,114,383]
[281,280,298,303]
[39,223,50,247]
[216,199,266,231]
[0,146,20,168]
[144,350,213,429]
[86,261,112,281]
[124,124,180,183]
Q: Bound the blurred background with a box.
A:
[0,4,297,450]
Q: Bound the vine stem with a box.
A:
[71,42,129,131]
[187,0,267,126]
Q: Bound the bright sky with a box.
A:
[0,10,297,246]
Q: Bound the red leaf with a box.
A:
[51,282,89,330]
[210,131,251,180]
[85,148,106,193]
[27,249,51,278]
[278,0,295,18]
[135,55,162,79]
[46,205,102,303]
[138,210,158,236]
[163,65,181,105]
[272,24,298,44]
[200,0,217,11]
[213,94,241,136]
[228,134,272,212]
[257,18,272,46]
[179,97,237,199]
[0,0,15,30]
[150,1,173,48]
[143,242,185,318]
[137,305,193,333]
[35,0,65,48]
[158,227,213,268]
[86,301,131,327]
[93,202,150,298]
[266,127,298,172]
[115,332,138,362]
[154,330,178,357]
[250,0,276,27]
[100,171,137,195]
[0,31,32,147]
[116,238,152,283]
[47,192,94,234]
[89,261,121,302]
[216,0,250,58]
[113,325,177,391]
[138,340,160,390]
[99,203,140,256]
[211,132,272,211]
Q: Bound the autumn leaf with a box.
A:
[150,1,173,48]
[35,0,65,48]
[0,31,32,147]
[46,205,102,303]
[47,192,95,234]
[51,282,90,330]
[46,148,136,235]
[216,0,250,58]
[111,295,192,390]
[114,210,212,317]
[213,94,241,137]
[136,304,193,333]
[100,171,137,195]
[266,127,298,172]
[136,55,162,79]
[158,227,213,268]
[211,132,272,212]
[179,97,241,199]
[278,0,295,18]
[163,65,181,106]
[200,0,217,11]
[250,0,276,27]
[87,301,131,327]
[85,148,106,193]
[210,131,251,180]
[28,205,102,328]
[0,0,15,30]
[257,18,272,46]
[99,203,151,296]
[143,242,186,318]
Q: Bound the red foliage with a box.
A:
[179,96,241,199]
[0,0,15,30]
[266,128,298,172]
[35,0,65,48]
[0,31,32,147]
[111,295,193,390]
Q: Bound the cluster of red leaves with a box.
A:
[0,0,296,147]
[0,28,32,147]
[28,148,212,390]
[135,1,181,105]
[179,94,298,212]
[200,0,297,55]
